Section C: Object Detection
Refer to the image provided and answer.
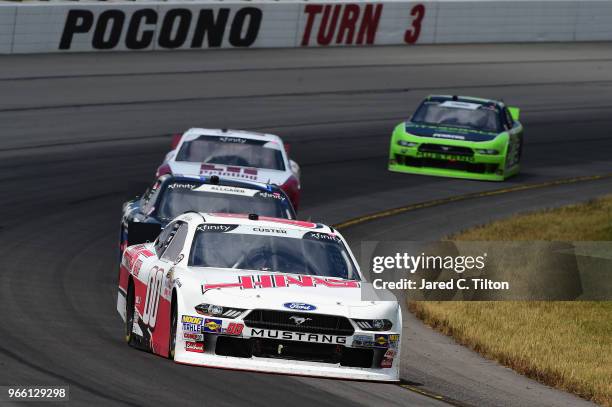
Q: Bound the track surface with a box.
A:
[1,43,611,406]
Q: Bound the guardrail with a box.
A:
[1,0,611,54]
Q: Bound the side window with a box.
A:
[141,180,162,215]
[154,221,181,258]
[503,108,514,130]
[161,223,189,262]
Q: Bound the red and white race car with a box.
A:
[117,212,401,381]
[157,129,301,210]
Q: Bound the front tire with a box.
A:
[169,294,177,360]
[125,281,137,346]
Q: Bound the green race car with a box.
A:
[388,95,523,181]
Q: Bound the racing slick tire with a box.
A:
[125,280,138,347]
[169,293,178,360]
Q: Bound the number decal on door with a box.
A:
[142,266,164,328]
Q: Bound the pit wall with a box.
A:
[1,0,611,54]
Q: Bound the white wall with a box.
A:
[0,0,611,54]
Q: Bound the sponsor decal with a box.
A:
[183,332,204,341]
[439,101,481,110]
[381,348,395,368]
[193,184,258,197]
[303,231,341,243]
[124,245,154,270]
[197,224,237,233]
[200,164,258,180]
[256,192,286,201]
[181,315,203,333]
[203,318,222,333]
[284,302,317,311]
[203,275,360,292]
[352,334,375,348]
[132,259,143,277]
[224,322,244,336]
[167,182,198,190]
[59,8,262,51]
[432,133,465,140]
[185,341,204,353]
[389,334,400,349]
[219,136,247,144]
[374,334,389,348]
[253,227,287,234]
[250,329,347,345]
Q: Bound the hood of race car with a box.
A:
[176,268,398,318]
[168,161,290,185]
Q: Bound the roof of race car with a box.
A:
[180,128,283,144]
[426,95,505,109]
[177,212,332,233]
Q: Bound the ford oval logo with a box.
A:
[284,302,316,311]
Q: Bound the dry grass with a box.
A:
[454,196,612,241]
[410,195,612,406]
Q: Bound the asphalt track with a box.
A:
[0,43,611,407]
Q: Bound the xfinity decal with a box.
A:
[218,136,247,143]
[167,182,198,190]
[196,224,238,233]
[256,191,286,201]
[303,231,341,243]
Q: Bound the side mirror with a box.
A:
[508,107,520,121]
[170,133,182,149]
[127,222,162,247]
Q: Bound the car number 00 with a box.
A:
[143,267,164,328]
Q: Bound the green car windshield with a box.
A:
[411,101,501,133]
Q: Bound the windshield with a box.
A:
[189,230,358,280]
[411,101,501,132]
[176,135,285,170]
[157,183,294,220]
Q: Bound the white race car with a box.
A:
[158,129,302,210]
[117,213,401,381]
